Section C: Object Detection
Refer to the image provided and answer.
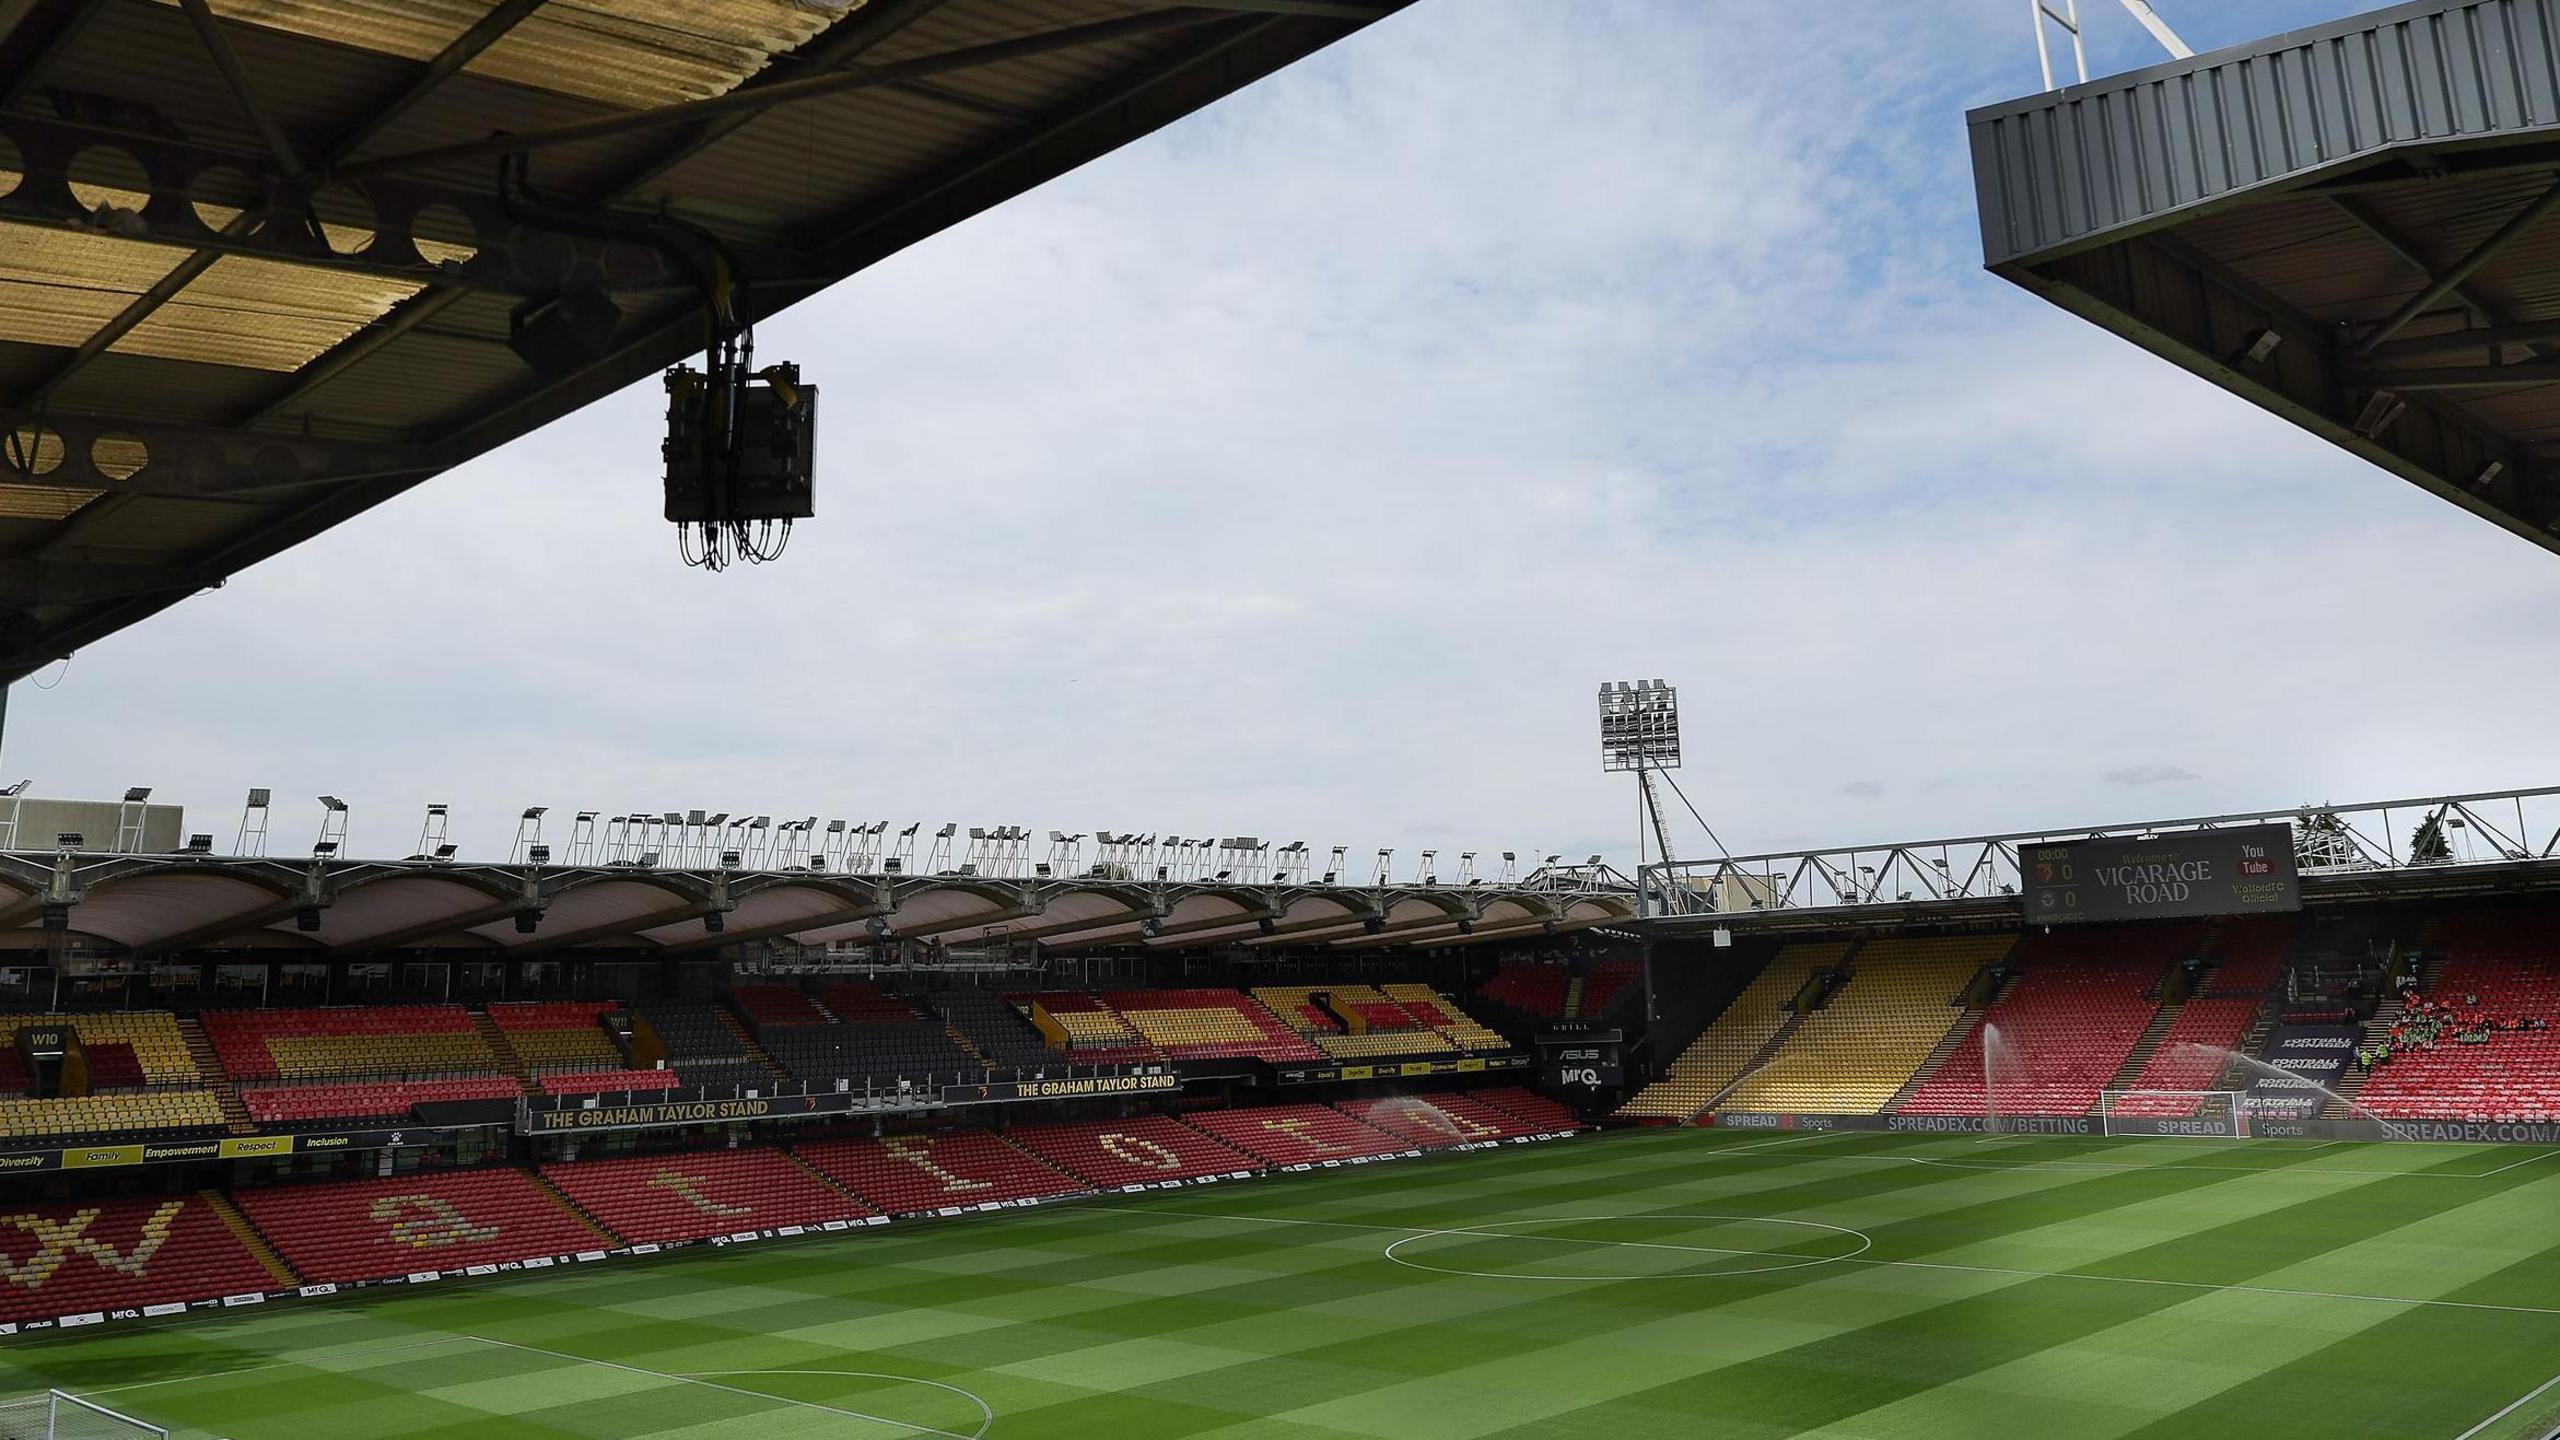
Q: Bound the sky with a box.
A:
[9,0,2560,876]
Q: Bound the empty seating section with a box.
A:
[1478,1086,1581,1131]
[1616,943,1842,1119]
[1380,984,1508,1050]
[2112,998,2262,1114]
[234,1168,600,1284]
[728,984,831,1028]
[542,1148,871,1243]
[1105,990,1323,1062]
[761,1021,978,1088]
[1340,1091,1541,1147]
[935,992,1058,1070]
[2360,911,2560,1121]
[486,1002,623,1073]
[81,1043,145,1090]
[535,1069,681,1098]
[1009,1116,1257,1187]
[1250,986,1342,1034]
[1901,929,2194,1116]
[823,982,923,1023]
[632,1002,768,1090]
[1185,1104,1407,1164]
[0,1012,197,1085]
[243,1075,519,1125]
[1477,964,1570,1017]
[794,1131,1084,1214]
[0,1194,279,1323]
[1318,1029,1454,1060]
[0,1090,225,1139]
[1580,959,1642,1016]
[1013,993,1160,1065]
[205,1006,494,1081]
[1721,936,2008,1114]
[2204,917,2294,996]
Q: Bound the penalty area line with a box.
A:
[2452,1368,2560,1440]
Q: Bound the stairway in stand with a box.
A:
[1883,971,2017,1113]
[470,1009,531,1093]
[531,1173,622,1248]
[1688,1013,1803,1122]
[716,1007,792,1087]
[1561,976,1587,1020]
[2103,1002,2186,1096]
[204,1190,298,1287]
[175,1016,254,1134]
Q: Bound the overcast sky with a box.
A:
[10,0,2559,874]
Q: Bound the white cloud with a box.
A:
[9,1,2557,871]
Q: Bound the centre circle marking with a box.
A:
[1381,1212,1872,1281]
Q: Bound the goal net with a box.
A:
[0,1390,169,1439]
[2099,1090,2248,1138]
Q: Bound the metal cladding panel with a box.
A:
[1971,0,2560,266]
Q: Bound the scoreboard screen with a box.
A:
[2021,822,2299,925]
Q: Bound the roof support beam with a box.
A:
[336,9,1228,181]
[2354,174,2560,354]
[512,900,712,955]
[661,898,891,955]
[2360,363,2560,391]
[0,0,101,110]
[0,409,444,499]
[2362,316,2560,364]
[0,557,216,608]
[174,0,309,183]
[330,0,549,161]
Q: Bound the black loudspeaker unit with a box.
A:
[508,286,623,374]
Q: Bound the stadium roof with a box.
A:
[0,0,1404,682]
[1970,0,2560,555]
[0,850,1634,955]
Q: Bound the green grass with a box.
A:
[6,1129,2560,1439]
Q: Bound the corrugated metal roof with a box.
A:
[1971,0,2560,267]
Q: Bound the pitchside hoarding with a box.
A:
[2021,822,2299,926]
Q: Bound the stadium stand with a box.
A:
[1104,989,1323,1062]
[486,1002,624,1073]
[1183,1104,1408,1164]
[934,991,1059,1070]
[1478,1086,1581,1132]
[0,1193,282,1323]
[1475,964,1570,1018]
[241,1075,520,1126]
[534,1068,681,1098]
[727,984,832,1028]
[1380,984,1510,1051]
[234,1168,604,1283]
[1720,936,2010,1114]
[1339,1091,1547,1147]
[1010,993,1161,1065]
[2111,997,2265,1113]
[1579,959,1642,1017]
[541,1148,872,1243]
[1900,929,2196,1116]
[793,1131,1085,1214]
[0,1090,225,1140]
[2359,910,2560,1121]
[0,1012,200,1085]
[822,982,926,1023]
[759,1021,980,1089]
[204,1005,497,1081]
[1615,942,1843,1119]
[1251,984,1470,1060]
[631,1002,772,1090]
[1009,1116,1259,1186]
[2202,917,2295,997]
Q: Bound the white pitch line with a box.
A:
[1077,1203,2560,1320]
[1705,1132,1847,1156]
[2452,1368,2560,1440]
[466,1336,981,1440]
[2477,1147,2560,1179]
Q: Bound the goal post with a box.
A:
[0,1390,169,1439]
[2099,1090,2249,1138]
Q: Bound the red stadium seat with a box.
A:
[232,1168,604,1283]
[541,1148,872,1243]
[1183,1104,1407,1165]
[1007,1116,1259,1187]
[0,1193,277,1323]
[793,1131,1085,1214]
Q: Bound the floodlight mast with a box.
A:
[1599,679,1682,914]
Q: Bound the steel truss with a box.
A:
[1641,784,2560,920]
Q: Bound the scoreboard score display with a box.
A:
[2022,822,2300,925]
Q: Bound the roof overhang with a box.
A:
[0,0,1407,680]
[1969,0,2560,552]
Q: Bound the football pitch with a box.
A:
[7,1128,2560,1439]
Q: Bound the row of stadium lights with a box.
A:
[32,788,1599,890]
